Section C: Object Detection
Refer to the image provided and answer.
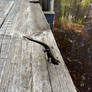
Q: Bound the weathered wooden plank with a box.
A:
[31,41,52,92]
[21,2,53,91]
[0,0,30,92]
[0,0,23,53]
[0,1,14,28]
[6,2,33,91]
[7,38,32,92]
[1,0,52,91]
[0,0,33,92]
[27,1,77,92]
[0,0,19,57]
[27,0,50,33]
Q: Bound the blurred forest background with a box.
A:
[53,0,92,92]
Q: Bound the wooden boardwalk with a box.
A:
[0,0,77,92]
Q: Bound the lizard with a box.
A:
[23,36,60,65]
[29,1,40,4]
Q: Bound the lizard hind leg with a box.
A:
[44,49,50,52]
[44,49,47,53]
[51,60,60,65]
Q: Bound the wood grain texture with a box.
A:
[0,0,77,92]
[0,1,14,28]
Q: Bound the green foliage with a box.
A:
[77,19,83,24]
[90,0,92,3]
[81,0,90,7]
[60,0,72,17]
[59,14,72,24]
[60,0,66,17]
[60,0,91,24]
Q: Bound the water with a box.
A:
[54,0,92,92]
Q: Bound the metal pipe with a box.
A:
[39,0,54,11]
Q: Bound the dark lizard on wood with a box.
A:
[29,1,40,4]
[23,36,60,65]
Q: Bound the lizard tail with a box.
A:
[23,36,43,45]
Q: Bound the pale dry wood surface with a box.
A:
[0,0,77,92]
